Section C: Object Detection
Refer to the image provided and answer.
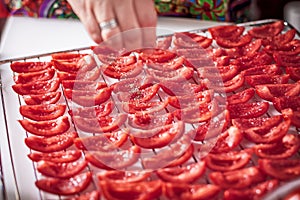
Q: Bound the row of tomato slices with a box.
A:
[9,20,300,200]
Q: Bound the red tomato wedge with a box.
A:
[37,159,87,178]
[19,116,70,137]
[173,32,212,49]
[246,74,290,87]
[223,179,279,200]
[28,150,82,163]
[254,133,300,159]
[163,182,221,200]
[97,170,151,183]
[130,121,184,149]
[35,172,92,195]
[72,113,127,133]
[232,52,273,70]
[215,34,252,48]
[128,112,173,130]
[12,78,60,95]
[258,159,300,181]
[25,131,78,153]
[92,45,122,64]
[226,88,255,105]
[262,28,296,47]
[156,161,206,183]
[197,65,240,82]
[146,66,194,82]
[206,73,244,93]
[19,104,66,121]
[255,83,300,101]
[204,150,252,172]
[273,96,300,112]
[232,115,283,130]
[273,53,300,68]
[208,25,245,40]
[209,166,266,189]
[138,48,177,63]
[102,60,143,79]
[248,20,284,38]
[23,91,61,105]
[111,76,154,93]
[13,68,56,84]
[156,35,172,50]
[228,102,269,119]
[99,180,162,200]
[10,61,52,73]
[62,80,107,90]
[69,191,100,200]
[85,145,141,170]
[51,53,89,73]
[242,64,282,76]
[286,67,300,81]
[69,101,114,118]
[51,52,87,60]
[147,56,186,71]
[73,130,129,151]
[159,81,208,96]
[122,99,169,114]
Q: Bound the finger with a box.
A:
[113,0,143,51]
[67,0,102,44]
[92,0,123,49]
[134,0,157,47]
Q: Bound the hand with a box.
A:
[67,0,157,50]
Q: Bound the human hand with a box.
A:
[67,0,157,50]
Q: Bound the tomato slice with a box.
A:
[52,53,89,73]
[204,150,252,172]
[23,91,61,105]
[156,161,206,183]
[35,172,92,195]
[246,74,290,87]
[99,180,162,200]
[19,104,66,121]
[97,170,151,183]
[69,100,114,118]
[159,81,208,96]
[92,45,122,64]
[138,48,177,63]
[37,159,87,178]
[72,113,127,133]
[207,73,244,93]
[10,61,52,73]
[262,29,296,47]
[197,65,240,82]
[74,130,129,151]
[25,131,78,153]
[130,121,184,149]
[62,80,107,90]
[69,190,100,200]
[226,88,255,105]
[12,78,60,95]
[28,150,82,163]
[286,67,300,81]
[273,53,300,68]
[258,159,300,181]
[215,34,252,48]
[248,20,284,38]
[208,25,245,40]
[103,60,143,79]
[174,32,212,49]
[51,52,87,60]
[127,112,173,130]
[19,116,70,137]
[163,182,221,200]
[148,56,186,71]
[233,52,274,70]
[273,96,300,112]
[209,166,266,189]
[122,99,169,114]
[254,133,300,159]
[85,145,141,170]
[228,102,269,119]
[156,36,172,50]
[255,83,300,101]
[13,68,56,84]
[146,66,194,82]
[223,179,279,200]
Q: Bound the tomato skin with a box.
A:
[228,102,269,119]
[23,91,61,105]
[28,150,82,163]
[19,104,66,121]
[37,159,87,178]
[163,182,221,200]
[12,78,60,95]
[25,131,78,153]
[35,172,92,195]
[19,116,70,137]
[10,61,52,73]
[97,170,151,183]
[13,68,56,84]
[99,180,162,200]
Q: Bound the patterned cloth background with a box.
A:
[0,0,252,22]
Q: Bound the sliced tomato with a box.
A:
[51,52,87,60]
[156,36,172,50]
[19,104,66,121]
[23,91,61,105]
[163,182,221,200]
[127,112,173,130]
[92,45,122,64]
[73,113,127,133]
[122,99,169,114]
[246,74,290,87]
[25,131,77,153]
[97,170,151,183]
[215,34,252,48]
[258,159,300,180]
[262,29,296,47]
[62,80,107,90]
[130,121,184,149]
[10,61,52,73]
[112,76,154,93]
[99,180,162,200]
[286,67,300,81]
[37,159,87,178]
[13,68,56,84]
[289,109,300,128]
[197,65,240,82]
[232,115,283,130]
[138,48,177,63]
[57,71,76,81]
[12,78,60,95]
[51,53,88,73]
[255,83,300,101]
[233,52,274,70]
[117,84,160,103]
[69,190,100,200]
[75,66,102,81]
[69,101,114,118]
[209,166,266,189]
[159,81,208,96]
[204,150,252,172]
[147,56,186,71]
[28,150,82,163]
[241,38,263,56]
[208,25,245,40]
[223,179,279,200]
[35,172,92,195]
[207,73,244,93]
[74,130,129,151]
[85,145,141,170]
[156,161,206,183]
[19,116,70,136]
[226,88,255,105]
[146,66,194,82]
[64,86,112,107]
[248,20,284,38]
[243,64,282,77]
[273,52,300,68]
[254,133,300,159]
[173,32,212,49]
[273,96,300,112]
[228,102,269,119]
